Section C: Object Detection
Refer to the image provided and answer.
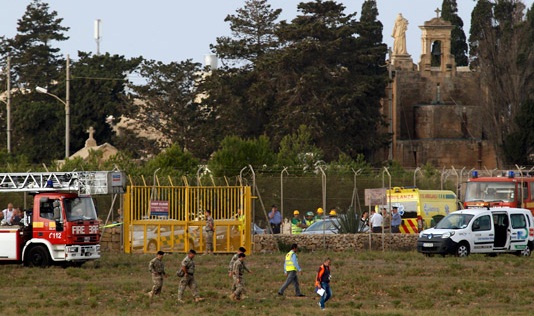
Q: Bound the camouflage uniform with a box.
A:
[232,259,246,299]
[148,256,166,296]
[177,255,199,300]
[228,253,250,292]
[205,215,214,253]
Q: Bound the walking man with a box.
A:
[204,210,214,254]
[316,258,332,310]
[229,253,247,301]
[278,243,305,297]
[228,247,251,278]
[268,205,282,234]
[177,249,204,303]
[148,251,167,299]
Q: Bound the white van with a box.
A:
[417,207,534,257]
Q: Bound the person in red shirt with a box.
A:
[315,258,332,310]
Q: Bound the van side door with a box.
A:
[509,212,529,251]
[471,214,494,253]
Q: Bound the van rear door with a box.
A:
[509,212,529,251]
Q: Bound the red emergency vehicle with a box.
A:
[464,171,534,215]
[0,171,125,267]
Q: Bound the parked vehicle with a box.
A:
[386,187,458,233]
[417,207,534,257]
[302,218,340,235]
[464,170,534,216]
[0,171,125,267]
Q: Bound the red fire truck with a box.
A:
[464,171,534,215]
[0,171,125,267]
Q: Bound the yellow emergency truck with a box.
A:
[385,187,459,234]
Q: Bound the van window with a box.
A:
[472,215,491,231]
[511,214,527,229]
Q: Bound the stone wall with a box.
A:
[253,233,418,253]
[100,227,122,252]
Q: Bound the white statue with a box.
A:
[392,13,409,55]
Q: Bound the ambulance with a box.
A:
[385,187,459,233]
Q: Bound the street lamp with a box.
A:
[36,55,70,159]
[36,85,70,158]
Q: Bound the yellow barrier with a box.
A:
[123,185,252,254]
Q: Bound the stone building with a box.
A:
[382,12,496,169]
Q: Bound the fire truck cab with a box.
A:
[464,171,534,215]
[0,171,125,267]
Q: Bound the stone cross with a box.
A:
[85,126,97,147]
[87,126,95,139]
[435,8,441,18]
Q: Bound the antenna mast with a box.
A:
[94,19,101,55]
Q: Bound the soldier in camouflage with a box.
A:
[228,247,251,293]
[177,249,204,303]
[148,251,167,298]
[229,253,247,301]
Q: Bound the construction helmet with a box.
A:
[329,210,337,216]
[293,210,300,215]
[317,207,324,214]
[306,211,314,217]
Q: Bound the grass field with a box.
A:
[1,250,533,315]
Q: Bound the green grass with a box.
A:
[0,250,533,315]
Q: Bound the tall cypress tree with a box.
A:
[0,0,69,88]
[468,0,493,69]
[441,0,468,66]
[211,0,282,66]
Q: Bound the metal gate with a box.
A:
[123,185,252,254]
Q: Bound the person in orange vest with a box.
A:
[315,258,332,310]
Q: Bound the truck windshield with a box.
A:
[435,213,474,229]
[465,182,516,202]
[65,197,97,221]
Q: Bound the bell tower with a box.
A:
[419,8,456,76]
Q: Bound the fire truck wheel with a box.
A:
[26,245,50,267]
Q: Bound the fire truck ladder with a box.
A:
[0,171,114,194]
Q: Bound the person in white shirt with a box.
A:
[370,208,384,233]
[1,203,15,225]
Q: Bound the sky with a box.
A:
[1,0,533,75]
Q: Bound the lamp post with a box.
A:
[1,56,10,153]
[36,55,70,158]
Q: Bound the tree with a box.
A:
[277,125,323,168]
[0,0,70,162]
[208,135,275,176]
[0,0,69,88]
[257,0,388,160]
[131,59,206,156]
[142,143,199,177]
[468,0,534,166]
[211,0,282,66]
[441,0,469,66]
[68,52,142,153]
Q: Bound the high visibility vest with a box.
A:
[238,214,245,232]
[305,219,315,227]
[291,221,302,235]
[285,251,297,271]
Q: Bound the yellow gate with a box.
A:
[123,185,252,254]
